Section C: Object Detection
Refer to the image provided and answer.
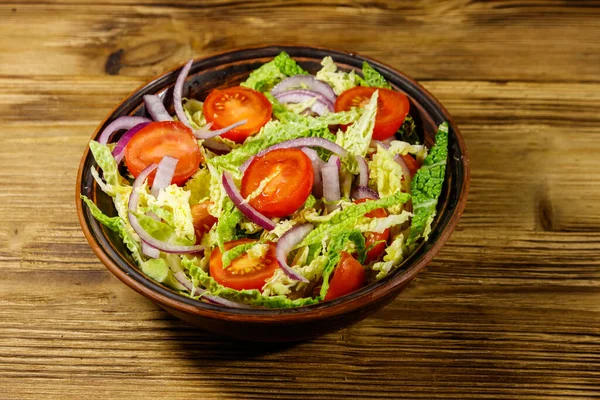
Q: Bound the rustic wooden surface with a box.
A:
[1,0,600,398]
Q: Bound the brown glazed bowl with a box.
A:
[76,45,469,342]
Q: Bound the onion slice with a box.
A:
[127,162,205,254]
[142,242,160,258]
[240,137,348,173]
[274,89,333,116]
[356,155,369,187]
[301,147,323,198]
[173,271,251,308]
[112,122,150,164]
[151,156,178,197]
[98,116,151,145]
[221,172,276,231]
[271,75,337,104]
[322,155,341,212]
[275,223,313,282]
[173,60,193,129]
[194,119,247,140]
[351,186,380,200]
[203,137,232,154]
[144,94,173,122]
[394,154,412,192]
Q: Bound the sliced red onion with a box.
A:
[274,89,334,116]
[240,137,348,173]
[142,242,160,258]
[173,59,193,129]
[271,75,337,104]
[173,272,251,308]
[194,119,247,140]
[128,212,206,254]
[275,223,313,282]
[370,139,391,150]
[221,172,276,231]
[112,122,150,164]
[151,156,178,197]
[351,186,380,200]
[394,154,412,192]
[322,156,341,212]
[301,147,323,198]
[356,155,369,187]
[144,94,173,122]
[98,116,151,145]
[202,137,232,153]
[129,163,158,212]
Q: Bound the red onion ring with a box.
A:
[143,94,173,122]
[129,163,157,212]
[202,137,232,153]
[274,89,334,115]
[394,154,412,192]
[351,186,379,200]
[240,137,348,173]
[151,156,178,197]
[221,172,276,231]
[142,242,160,258]
[275,223,313,282]
[173,60,193,129]
[112,122,150,165]
[322,155,341,212]
[301,147,323,198]
[355,155,369,187]
[271,75,337,104]
[173,272,252,308]
[98,116,151,145]
[194,120,247,140]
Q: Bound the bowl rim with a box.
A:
[76,44,470,323]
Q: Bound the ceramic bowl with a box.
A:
[76,45,469,341]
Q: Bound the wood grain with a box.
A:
[2,0,600,398]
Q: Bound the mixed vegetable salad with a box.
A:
[82,52,448,308]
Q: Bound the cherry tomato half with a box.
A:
[209,239,278,291]
[191,201,218,244]
[125,121,202,186]
[241,148,314,218]
[335,86,410,141]
[324,251,367,301]
[203,86,272,144]
[355,198,390,263]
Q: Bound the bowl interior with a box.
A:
[78,45,468,318]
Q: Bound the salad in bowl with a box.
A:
[81,52,448,309]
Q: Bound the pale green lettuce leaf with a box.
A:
[362,61,392,89]
[140,257,187,290]
[184,167,212,205]
[80,195,143,265]
[315,56,365,95]
[215,197,243,250]
[371,234,406,279]
[356,211,412,234]
[336,91,379,173]
[140,184,195,244]
[262,255,328,297]
[182,98,207,130]
[369,144,406,199]
[241,52,308,93]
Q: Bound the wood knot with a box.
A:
[536,190,555,232]
[105,48,124,75]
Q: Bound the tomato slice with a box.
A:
[241,148,314,218]
[324,251,366,301]
[334,86,410,141]
[125,121,202,186]
[400,154,420,177]
[209,239,278,291]
[203,86,272,144]
[355,198,390,263]
[191,201,218,244]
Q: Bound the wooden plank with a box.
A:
[0,1,599,81]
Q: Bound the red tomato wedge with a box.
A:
[124,121,202,186]
[324,251,367,301]
[203,86,272,143]
[355,198,390,263]
[241,148,314,218]
[334,86,410,141]
[209,239,278,291]
[400,154,420,177]
[191,201,218,244]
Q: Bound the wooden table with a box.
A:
[2,1,600,398]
